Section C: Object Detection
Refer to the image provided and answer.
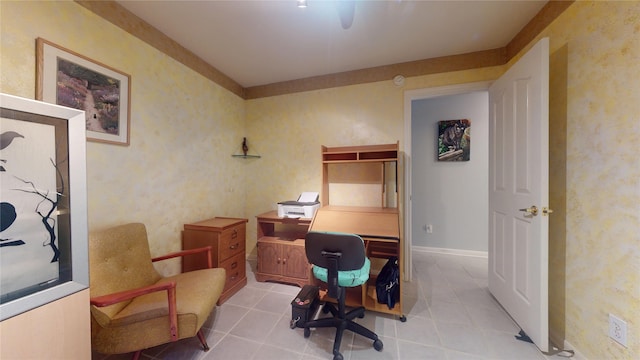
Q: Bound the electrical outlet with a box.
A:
[609,313,628,347]
[426,224,433,233]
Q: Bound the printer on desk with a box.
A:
[277,192,320,219]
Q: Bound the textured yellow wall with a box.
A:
[0,1,246,276]
[540,2,640,359]
[243,67,501,253]
[1,1,638,359]
[504,1,639,358]
[245,2,640,359]
[244,82,403,251]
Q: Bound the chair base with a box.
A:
[304,301,382,360]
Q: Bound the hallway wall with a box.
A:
[411,91,489,252]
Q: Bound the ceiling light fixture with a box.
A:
[297,0,307,8]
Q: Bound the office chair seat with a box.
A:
[304,231,383,360]
[312,257,370,287]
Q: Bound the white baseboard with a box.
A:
[411,245,488,258]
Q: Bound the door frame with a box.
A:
[402,80,492,281]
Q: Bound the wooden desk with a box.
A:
[308,206,404,320]
[310,205,399,241]
[255,211,312,287]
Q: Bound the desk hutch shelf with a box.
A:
[321,142,399,206]
[316,142,405,321]
[321,143,398,162]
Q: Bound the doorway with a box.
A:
[410,90,489,253]
[402,81,492,281]
[403,37,550,353]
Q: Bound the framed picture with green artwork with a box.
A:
[438,119,471,161]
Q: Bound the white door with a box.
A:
[488,37,550,352]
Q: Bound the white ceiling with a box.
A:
[117,0,547,88]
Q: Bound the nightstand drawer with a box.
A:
[221,251,245,291]
[219,225,245,260]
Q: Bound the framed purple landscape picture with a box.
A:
[36,37,131,145]
[0,93,88,320]
[438,119,471,161]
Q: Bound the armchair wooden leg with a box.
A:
[197,329,210,351]
[131,350,142,360]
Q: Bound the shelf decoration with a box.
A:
[232,137,261,159]
[242,137,248,156]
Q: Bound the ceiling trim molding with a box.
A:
[75,0,245,99]
[244,48,505,99]
[75,0,573,100]
[506,0,575,61]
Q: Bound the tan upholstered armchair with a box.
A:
[88,223,226,359]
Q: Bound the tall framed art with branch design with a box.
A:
[36,37,131,145]
[0,93,88,320]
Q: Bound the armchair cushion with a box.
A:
[108,269,224,328]
[89,223,227,355]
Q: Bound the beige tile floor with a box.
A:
[92,252,559,360]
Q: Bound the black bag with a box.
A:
[376,257,400,309]
[290,285,319,329]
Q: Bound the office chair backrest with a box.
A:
[305,231,365,271]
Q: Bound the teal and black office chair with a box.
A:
[304,231,383,360]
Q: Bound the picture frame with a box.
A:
[0,93,88,321]
[437,119,471,161]
[36,37,131,145]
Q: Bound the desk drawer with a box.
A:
[219,225,246,260]
[221,251,246,291]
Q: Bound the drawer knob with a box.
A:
[231,261,238,269]
[229,243,239,250]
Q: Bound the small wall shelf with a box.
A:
[232,137,261,158]
[232,154,261,159]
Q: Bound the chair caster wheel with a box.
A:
[373,339,384,351]
[303,327,311,338]
[358,312,365,318]
[399,315,407,322]
[333,353,343,360]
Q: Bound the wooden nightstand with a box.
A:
[182,217,248,305]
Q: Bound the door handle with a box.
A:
[542,207,554,216]
[519,206,538,216]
